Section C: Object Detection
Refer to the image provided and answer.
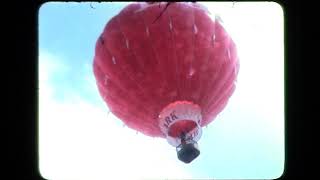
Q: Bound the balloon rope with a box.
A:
[152,2,172,24]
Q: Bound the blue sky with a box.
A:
[38,2,284,179]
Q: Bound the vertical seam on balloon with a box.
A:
[190,5,196,96]
[137,10,171,112]
[194,8,217,107]
[211,19,223,79]
[115,17,142,70]
[138,11,161,68]
[95,64,108,90]
[206,42,238,111]
[168,10,181,100]
[97,41,115,80]
[95,62,122,116]
[198,35,215,106]
[203,20,234,106]
[116,17,152,105]
[137,7,175,120]
[135,10,167,134]
[116,13,161,134]
[204,78,235,117]
[191,5,203,108]
[96,33,151,125]
[200,17,225,104]
[200,60,224,107]
[115,16,147,93]
[204,62,235,113]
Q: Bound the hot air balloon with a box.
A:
[93,2,239,163]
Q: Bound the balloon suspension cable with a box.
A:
[151,2,198,24]
[152,2,172,24]
[180,131,187,144]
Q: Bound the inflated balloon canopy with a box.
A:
[93,2,239,163]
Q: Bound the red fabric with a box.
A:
[93,2,239,138]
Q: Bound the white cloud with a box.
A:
[38,51,192,180]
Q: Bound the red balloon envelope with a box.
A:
[93,2,239,163]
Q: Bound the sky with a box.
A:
[38,2,284,180]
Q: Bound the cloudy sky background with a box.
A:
[38,2,284,179]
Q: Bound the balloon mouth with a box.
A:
[158,101,202,147]
[167,120,197,137]
[165,121,202,148]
